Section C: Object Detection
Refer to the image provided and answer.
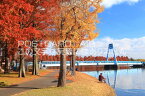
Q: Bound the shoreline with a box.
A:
[66,71,116,96]
[14,70,116,96]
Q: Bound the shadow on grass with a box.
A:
[0,84,40,89]
[0,72,34,78]
[0,82,8,87]
[0,75,18,78]
[0,72,18,75]
[52,80,58,83]
[0,72,18,78]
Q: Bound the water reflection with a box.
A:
[83,68,145,96]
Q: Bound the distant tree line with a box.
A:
[25,55,130,61]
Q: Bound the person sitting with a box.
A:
[99,73,106,83]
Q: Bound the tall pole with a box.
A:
[106,44,117,65]
[106,48,109,61]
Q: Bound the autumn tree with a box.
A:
[15,0,60,76]
[0,0,34,75]
[50,0,103,87]
[26,0,60,75]
[0,0,60,76]
[68,0,104,76]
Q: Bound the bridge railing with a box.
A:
[32,61,142,65]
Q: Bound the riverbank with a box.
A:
[14,71,115,96]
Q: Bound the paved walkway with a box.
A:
[0,71,71,96]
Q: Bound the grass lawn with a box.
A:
[14,72,115,96]
[0,69,53,86]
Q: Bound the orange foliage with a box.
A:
[29,55,129,61]
[0,0,60,58]
[50,0,104,49]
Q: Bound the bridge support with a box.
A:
[106,44,117,65]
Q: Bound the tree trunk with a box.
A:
[0,52,4,72]
[4,42,9,74]
[70,55,72,71]
[18,47,25,77]
[0,50,4,72]
[57,45,66,87]
[71,48,76,76]
[32,41,39,75]
[10,57,15,71]
[15,60,18,71]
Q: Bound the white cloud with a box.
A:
[45,36,145,59]
[101,0,140,8]
[77,37,145,59]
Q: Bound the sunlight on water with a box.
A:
[83,68,145,96]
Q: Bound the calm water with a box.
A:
[83,68,145,96]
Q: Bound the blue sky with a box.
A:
[77,0,145,59]
[97,0,145,39]
[46,0,145,59]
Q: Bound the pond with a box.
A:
[83,68,145,96]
